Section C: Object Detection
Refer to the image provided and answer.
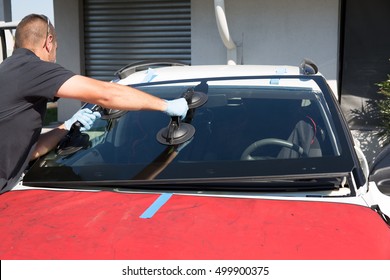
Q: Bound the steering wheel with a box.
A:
[240,138,306,160]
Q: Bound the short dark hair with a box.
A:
[14,14,55,49]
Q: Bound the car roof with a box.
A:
[116,64,311,85]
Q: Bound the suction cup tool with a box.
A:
[182,88,208,109]
[56,133,90,156]
[56,122,90,156]
[156,88,208,146]
[100,108,127,120]
[157,116,195,145]
[83,104,127,120]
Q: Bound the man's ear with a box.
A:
[45,34,54,52]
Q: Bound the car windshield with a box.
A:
[24,76,356,190]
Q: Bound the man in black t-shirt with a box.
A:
[0,14,188,193]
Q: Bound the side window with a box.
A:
[0,24,16,62]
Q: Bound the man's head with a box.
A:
[14,14,57,62]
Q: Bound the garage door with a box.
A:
[84,0,191,81]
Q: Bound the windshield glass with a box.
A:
[24,76,355,188]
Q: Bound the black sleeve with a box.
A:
[19,59,76,101]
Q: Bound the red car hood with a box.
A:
[0,189,389,260]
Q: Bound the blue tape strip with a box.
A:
[270,67,287,85]
[141,68,158,83]
[140,193,173,219]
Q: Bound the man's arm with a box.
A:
[31,108,101,160]
[31,124,68,160]
[56,75,168,112]
[31,75,188,160]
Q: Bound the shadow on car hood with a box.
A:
[0,190,389,260]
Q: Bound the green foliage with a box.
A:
[43,107,58,126]
[376,74,390,143]
[377,74,390,97]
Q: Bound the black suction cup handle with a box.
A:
[182,88,208,109]
[166,116,180,144]
[70,120,82,133]
[183,88,195,104]
[156,116,195,145]
[56,122,86,156]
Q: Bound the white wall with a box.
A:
[191,0,340,93]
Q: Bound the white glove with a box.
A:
[164,98,189,119]
[64,108,101,132]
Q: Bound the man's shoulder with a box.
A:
[10,48,39,61]
[0,48,39,71]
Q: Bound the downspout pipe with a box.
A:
[214,0,237,65]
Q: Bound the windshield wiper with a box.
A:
[96,175,345,192]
